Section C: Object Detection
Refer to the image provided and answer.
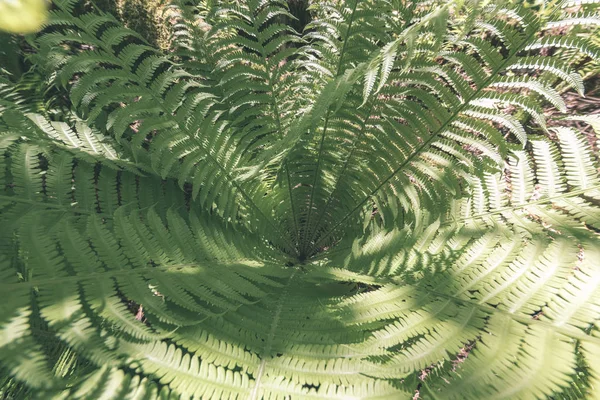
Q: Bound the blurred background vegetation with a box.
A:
[94,0,170,49]
[89,0,311,50]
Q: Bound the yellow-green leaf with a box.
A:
[0,0,48,34]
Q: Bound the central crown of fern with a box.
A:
[1,0,600,399]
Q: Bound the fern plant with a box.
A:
[2,0,600,398]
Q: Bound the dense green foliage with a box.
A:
[2,0,600,398]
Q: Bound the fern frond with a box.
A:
[2,0,600,398]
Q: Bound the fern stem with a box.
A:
[0,262,234,289]
[443,183,600,226]
[0,195,111,217]
[284,165,300,252]
[304,101,374,253]
[402,278,600,346]
[325,270,600,346]
[240,0,301,255]
[272,71,301,254]
[299,0,359,258]
[249,270,297,400]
